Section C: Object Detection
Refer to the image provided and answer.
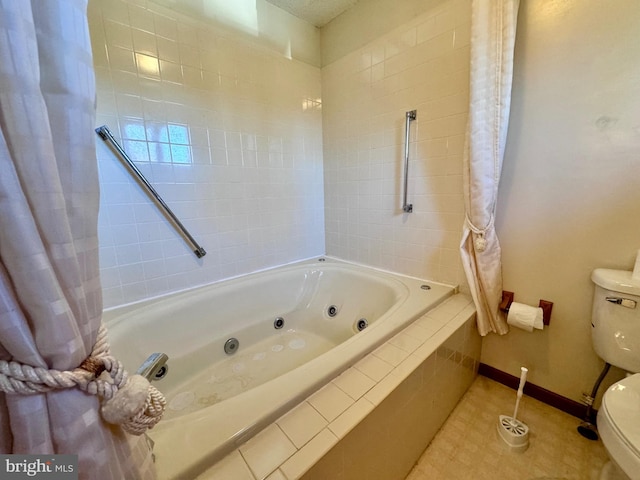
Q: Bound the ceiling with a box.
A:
[265,0,360,27]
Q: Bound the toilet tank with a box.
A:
[591,269,640,373]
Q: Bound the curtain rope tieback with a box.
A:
[465,213,495,252]
[0,324,165,436]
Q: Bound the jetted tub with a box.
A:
[104,257,454,479]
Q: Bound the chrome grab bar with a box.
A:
[95,125,206,258]
[402,110,417,213]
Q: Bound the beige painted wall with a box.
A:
[483,0,640,403]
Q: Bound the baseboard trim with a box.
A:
[478,363,590,420]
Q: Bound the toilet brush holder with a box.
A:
[497,366,530,452]
[497,414,529,452]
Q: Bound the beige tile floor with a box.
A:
[407,376,610,480]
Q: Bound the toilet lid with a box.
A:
[603,374,640,457]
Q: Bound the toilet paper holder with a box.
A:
[500,291,553,326]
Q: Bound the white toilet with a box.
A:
[598,374,640,480]
[591,268,640,480]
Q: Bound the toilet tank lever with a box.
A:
[605,297,637,309]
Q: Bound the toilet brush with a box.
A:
[497,367,530,452]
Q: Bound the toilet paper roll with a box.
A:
[507,302,544,332]
[632,249,640,281]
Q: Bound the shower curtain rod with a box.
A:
[95,125,207,259]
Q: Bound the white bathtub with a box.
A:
[104,257,454,479]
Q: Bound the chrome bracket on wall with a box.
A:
[403,110,417,213]
[95,125,207,258]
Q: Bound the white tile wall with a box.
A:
[322,0,471,290]
[88,0,325,308]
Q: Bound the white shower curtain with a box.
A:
[460,0,520,336]
[0,1,153,478]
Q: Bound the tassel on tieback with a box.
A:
[0,324,166,435]
[465,213,493,253]
[474,233,488,252]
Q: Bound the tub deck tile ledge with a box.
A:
[194,293,478,480]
